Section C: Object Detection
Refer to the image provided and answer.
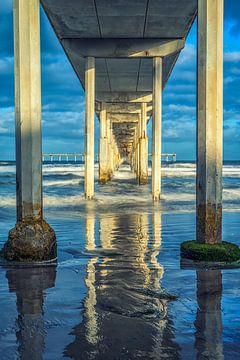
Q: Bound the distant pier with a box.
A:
[42,153,177,163]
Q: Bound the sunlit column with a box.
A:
[152,57,162,201]
[3,0,57,262]
[99,102,109,184]
[197,0,223,243]
[85,56,95,200]
[14,0,42,221]
[139,102,148,185]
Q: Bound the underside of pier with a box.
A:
[3,0,229,262]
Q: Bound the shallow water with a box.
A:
[0,162,240,359]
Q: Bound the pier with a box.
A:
[42,153,177,163]
[3,0,228,262]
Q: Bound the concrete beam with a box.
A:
[197,0,223,244]
[85,57,95,199]
[109,113,140,123]
[96,92,152,103]
[62,38,185,58]
[96,102,152,114]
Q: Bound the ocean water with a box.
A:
[0,161,240,359]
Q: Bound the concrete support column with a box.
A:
[107,118,113,179]
[85,57,95,199]
[99,102,109,184]
[152,57,162,201]
[3,0,56,262]
[133,127,138,175]
[139,102,148,185]
[197,0,223,243]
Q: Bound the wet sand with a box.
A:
[0,164,240,359]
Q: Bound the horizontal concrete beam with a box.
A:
[110,113,140,123]
[62,38,185,58]
[96,102,152,114]
[96,92,152,103]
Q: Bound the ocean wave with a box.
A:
[43,179,81,187]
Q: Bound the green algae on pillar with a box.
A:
[3,0,56,262]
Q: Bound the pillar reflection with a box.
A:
[65,211,180,359]
[195,270,224,360]
[6,266,56,360]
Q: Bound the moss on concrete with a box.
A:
[181,241,240,262]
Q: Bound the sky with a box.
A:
[0,0,240,160]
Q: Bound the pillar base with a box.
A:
[139,176,148,185]
[99,173,111,185]
[152,193,160,202]
[3,219,57,262]
[180,240,240,264]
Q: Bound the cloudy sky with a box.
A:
[0,0,240,160]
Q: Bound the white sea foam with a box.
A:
[43,179,81,187]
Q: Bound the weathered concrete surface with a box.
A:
[62,38,185,58]
[152,57,162,201]
[4,220,57,262]
[3,0,57,262]
[84,57,95,199]
[14,0,42,221]
[197,0,223,244]
[41,0,197,95]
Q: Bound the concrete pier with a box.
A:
[6,1,233,261]
[152,57,162,201]
[3,0,56,262]
[197,0,223,244]
[84,57,95,200]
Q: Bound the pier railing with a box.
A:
[42,153,176,162]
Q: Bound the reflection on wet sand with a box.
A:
[65,212,180,359]
[195,270,223,360]
[6,266,56,360]
[2,213,227,359]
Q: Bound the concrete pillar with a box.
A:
[133,127,138,175]
[197,0,223,243]
[106,117,113,179]
[99,102,109,184]
[139,102,148,185]
[152,57,162,201]
[85,57,95,200]
[109,123,114,175]
[3,0,56,262]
